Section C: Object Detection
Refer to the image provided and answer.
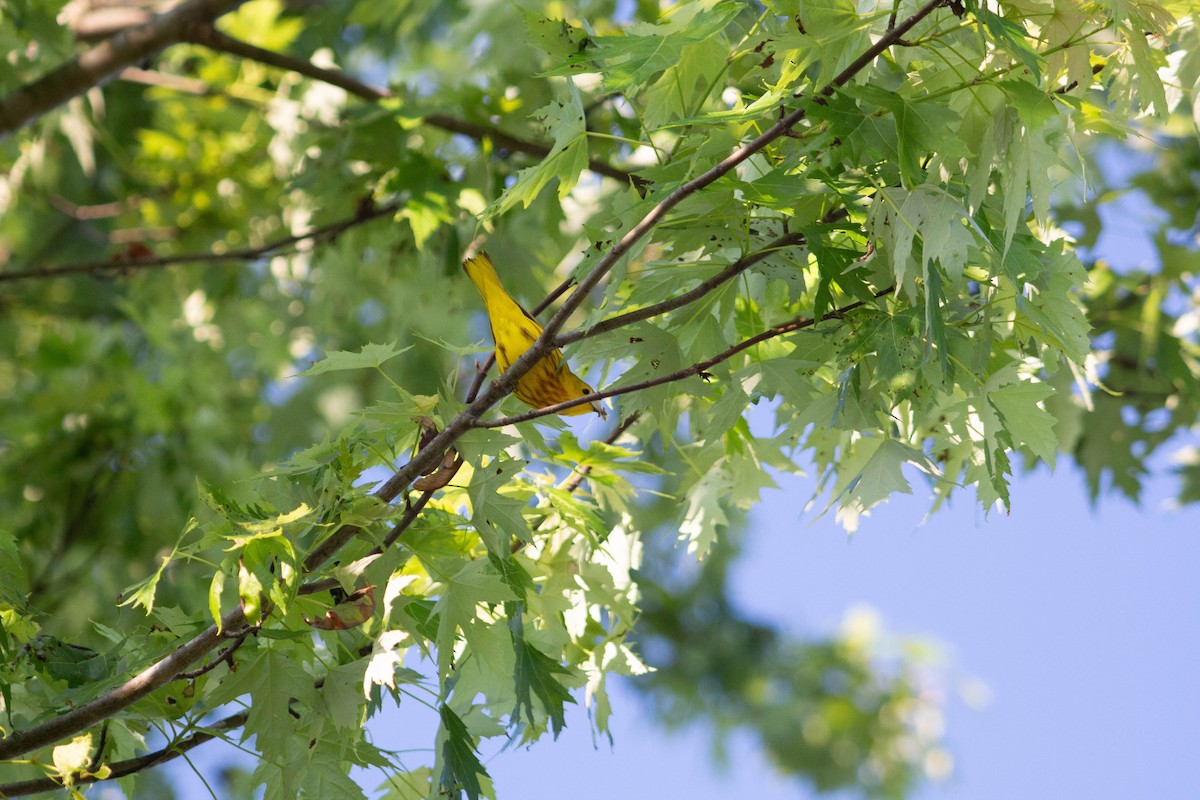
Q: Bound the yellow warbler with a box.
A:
[463,252,606,418]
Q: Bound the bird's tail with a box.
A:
[462,252,503,297]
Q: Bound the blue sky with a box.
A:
[479,460,1200,800]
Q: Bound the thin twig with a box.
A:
[118,66,211,94]
[511,411,644,554]
[555,204,849,350]
[299,488,437,596]
[558,229,810,348]
[0,711,249,797]
[176,636,247,680]
[0,200,400,284]
[189,28,643,188]
[477,288,895,427]
[559,412,642,493]
[464,357,497,406]
[425,114,644,189]
[187,25,394,100]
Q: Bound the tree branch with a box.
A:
[187,24,394,101]
[187,27,644,188]
[477,289,895,427]
[0,200,401,284]
[0,606,244,760]
[559,229,810,348]
[272,0,949,597]
[458,2,942,434]
[0,0,946,762]
[175,636,247,680]
[559,412,642,494]
[526,0,944,361]
[299,488,436,595]
[0,710,249,797]
[425,113,644,189]
[0,0,248,138]
[463,226,813,411]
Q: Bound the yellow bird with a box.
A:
[463,252,606,418]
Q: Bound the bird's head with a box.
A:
[560,372,607,419]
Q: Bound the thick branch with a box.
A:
[0,200,401,284]
[0,0,247,137]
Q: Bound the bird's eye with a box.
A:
[581,386,592,395]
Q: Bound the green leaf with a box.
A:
[438,703,489,800]
[468,458,533,556]
[868,185,974,300]
[0,531,27,602]
[852,86,962,188]
[486,80,588,217]
[436,559,518,674]
[52,734,94,783]
[679,459,731,559]
[489,553,535,601]
[299,343,411,377]
[524,15,589,63]
[376,767,433,800]
[997,79,1059,129]
[558,2,741,92]
[852,439,918,509]
[987,380,1058,466]
[208,569,226,630]
[215,648,314,763]
[641,36,729,130]
[972,7,1043,81]
[118,523,195,614]
[318,660,370,731]
[510,612,577,738]
[27,636,118,687]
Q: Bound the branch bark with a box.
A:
[0,0,248,138]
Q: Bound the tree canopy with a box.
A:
[1,0,1198,798]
